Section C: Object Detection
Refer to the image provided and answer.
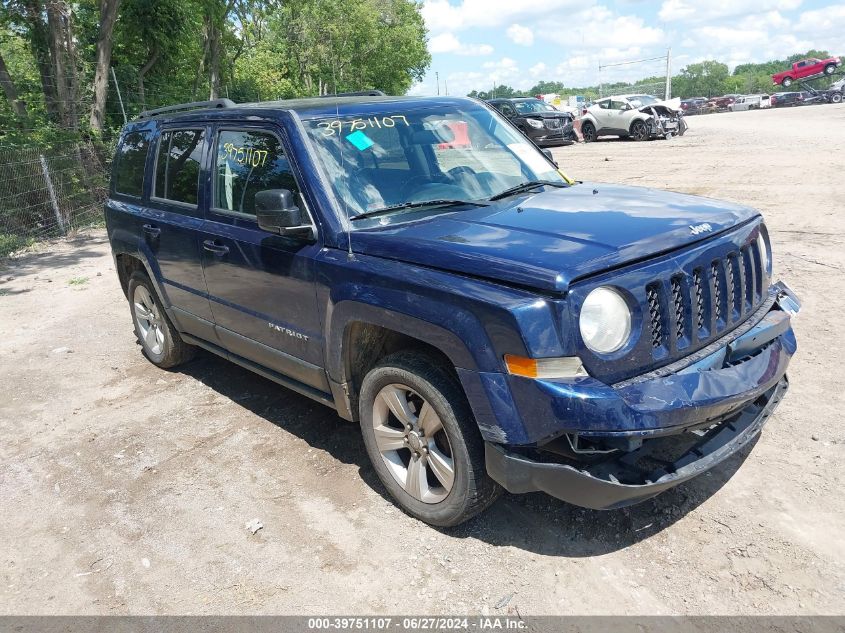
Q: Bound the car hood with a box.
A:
[351,183,759,293]
[519,111,572,120]
[637,97,682,114]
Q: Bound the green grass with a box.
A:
[0,234,34,258]
[68,276,88,286]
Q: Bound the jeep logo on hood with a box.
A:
[690,222,713,235]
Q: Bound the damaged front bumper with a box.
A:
[483,281,800,510]
[486,376,787,510]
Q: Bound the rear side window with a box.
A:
[214,130,298,215]
[154,129,205,205]
[114,130,151,197]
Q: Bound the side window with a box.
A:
[609,100,626,110]
[154,129,205,206]
[114,130,151,197]
[214,129,297,215]
[502,104,516,117]
[597,100,610,110]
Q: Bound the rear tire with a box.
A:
[128,271,195,369]
[581,121,597,143]
[358,351,501,527]
[782,77,793,87]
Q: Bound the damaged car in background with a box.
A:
[580,94,687,142]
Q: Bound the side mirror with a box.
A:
[541,148,558,167]
[255,189,313,238]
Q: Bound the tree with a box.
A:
[89,0,121,134]
[0,49,28,121]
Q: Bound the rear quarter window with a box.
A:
[113,130,152,198]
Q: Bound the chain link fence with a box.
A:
[0,140,111,257]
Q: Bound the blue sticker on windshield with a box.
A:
[346,130,374,151]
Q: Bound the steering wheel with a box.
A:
[399,174,446,200]
[405,182,468,203]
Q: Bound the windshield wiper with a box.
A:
[488,180,568,202]
[350,199,488,222]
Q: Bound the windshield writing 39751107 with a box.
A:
[317,115,410,137]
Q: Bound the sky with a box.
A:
[409,0,845,96]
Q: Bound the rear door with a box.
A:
[199,122,328,393]
[143,125,216,340]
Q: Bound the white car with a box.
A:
[730,95,772,111]
[580,94,686,142]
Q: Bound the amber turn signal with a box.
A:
[504,354,586,379]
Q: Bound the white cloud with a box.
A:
[421,0,583,33]
[529,62,547,78]
[506,24,534,46]
[540,6,664,51]
[658,0,802,22]
[429,32,494,56]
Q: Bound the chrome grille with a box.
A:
[647,239,763,354]
[670,276,685,342]
[711,261,723,324]
[544,118,562,130]
[646,284,663,348]
[693,268,705,332]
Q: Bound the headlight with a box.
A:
[526,118,544,129]
[757,231,771,277]
[579,287,632,354]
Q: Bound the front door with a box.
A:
[199,124,328,393]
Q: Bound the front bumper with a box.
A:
[486,376,787,510]
[470,282,800,509]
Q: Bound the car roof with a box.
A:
[133,95,480,125]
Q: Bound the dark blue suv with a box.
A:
[106,95,800,526]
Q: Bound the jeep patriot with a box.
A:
[106,95,800,526]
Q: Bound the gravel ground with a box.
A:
[1,103,843,616]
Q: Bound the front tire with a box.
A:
[824,64,836,76]
[630,119,649,141]
[832,92,843,104]
[581,121,597,143]
[128,271,195,369]
[359,351,501,527]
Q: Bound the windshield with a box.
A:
[302,102,566,218]
[513,99,556,114]
[628,95,660,107]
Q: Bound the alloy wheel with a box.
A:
[371,383,455,503]
[133,285,165,355]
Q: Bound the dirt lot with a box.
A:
[1,104,844,616]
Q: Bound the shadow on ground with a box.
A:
[176,348,753,558]
[0,234,108,277]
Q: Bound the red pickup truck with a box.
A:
[772,57,842,87]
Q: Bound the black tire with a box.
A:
[782,77,793,87]
[630,119,648,141]
[581,120,597,143]
[832,92,843,104]
[127,270,195,369]
[824,64,836,76]
[359,351,501,527]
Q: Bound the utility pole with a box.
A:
[665,47,672,100]
[436,72,440,96]
[444,80,448,96]
[110,67,126,124]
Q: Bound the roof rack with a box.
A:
[137,98,236,119]
[319,90,386,98]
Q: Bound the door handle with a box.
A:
[142,223,161,238]
[203,240,229,256]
